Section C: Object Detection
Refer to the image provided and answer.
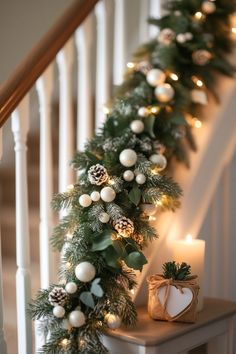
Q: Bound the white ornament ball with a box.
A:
[100,186,116,202]
[155,83,175,103]
[149,154,167,171]
[75,261,96,282]
[106,313,122,329]
[185,32,193,41]
[53,305,65,318]
[79,194,92,208]
[176,33,186,44]
[65,282,77,294]
[99,212,110,223]
[146,68,166,87]
[130,120,144,134]
[123,170,134,182]
[62,319,72,330]
[135,173,146,185]
[138,107,149,117]
[69,310,86,328]
[202,1,216,14]
[90,191,100,202]
[119,149,137,167]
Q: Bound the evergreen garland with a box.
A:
[30,0,236,353]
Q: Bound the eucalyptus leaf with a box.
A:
[125,251,148,270]
[144,115,156,138]
[128,186,141,206]
[91,279,104,298]
[101,246,120,269]
[79,291,95,309]
[92,230,113,251]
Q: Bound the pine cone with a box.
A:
[114,217,134,238]
[132,233,144,246]
[48,287,67,306]
[88,164,109,185]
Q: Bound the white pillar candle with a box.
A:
[173,234,205,311]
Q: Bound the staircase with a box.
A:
[0,0,236,354]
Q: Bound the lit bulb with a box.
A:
[103,106,110,115]
[186,234,193,243]
[66,262,71,270]
[194,11,203,20]
[155,200,163,206]
[130,289,135,295]
[196,80,203,87]
[149,216,156,221]
[232,28,236,34]
[67,184,74,191]
[150,106,160,114]
[193,118,202,128]
[169,73,179,81]
[127,62,135,69]
[108,179,115,185]
[61,338,69,348]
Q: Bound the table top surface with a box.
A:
[107,298,236,347]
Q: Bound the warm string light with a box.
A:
[149,216,156,221]
[127,61,135,69]
[65,262,72,270]
[130,288,135,295]
[169,73,179,81]
[103,105,110,115]
[108,178,115,185]
[186,114,202,129]
[150,106,160,114]
[67,184,74,191]
[192,76,204,87]
[232,27,236,34]
[66,232,73,240]
[61,338,69,348]
[194,11,203,20]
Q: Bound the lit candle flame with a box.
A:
[186,234,193,243]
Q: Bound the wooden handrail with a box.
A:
[0,0,99,127]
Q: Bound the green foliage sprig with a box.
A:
[30,0,236,353]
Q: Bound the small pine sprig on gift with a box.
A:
[162,261,191,281]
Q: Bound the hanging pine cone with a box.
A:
[114,217,134,238]
[88,164,109,185]
[48,287,67,306]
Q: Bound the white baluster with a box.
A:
[11,96,32,354]
[113,0,126,86]
[95,0,111,130]
[35,65,55,351]
[149,0,162,38]
[0,128,7,354]
[56,39,75,193]
[75,16,94,151]
[139,0,150,43]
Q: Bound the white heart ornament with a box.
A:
[157,285,193,318]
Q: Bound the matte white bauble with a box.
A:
[138,107,149,117]
[69,310,86,328]
[146,68,166,87]
[90,191,100,202]
[62,319,72,330]
[155,83,175,103]
[130,120,144,134]
[79,194,92,207]
[176,33,186,44]
[202,1,216,14]
[53,305,65,318]
[149,154,167,171]
[123,170,134,182]
[105,313,122,329]
[99,212,110,223]
[140,203,157,216]
[65,282,77,294]
[136,173,146,185]
[119,149,137,167]
[100,186,116,202]
[75,262,96,282]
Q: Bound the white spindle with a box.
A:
[11,96,32,354]
[36,64,55,288]
[139,0,150,43]
[95,0,111,130]
[0,128,7,354]
[113,0,126,86]
[149,0,162,38]
[75,16,94,151]
[56,39,75,192]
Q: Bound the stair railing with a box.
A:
[0,1,162,353]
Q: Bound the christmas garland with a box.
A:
[30,1,236,353]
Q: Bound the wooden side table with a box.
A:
[103,298,236,354]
